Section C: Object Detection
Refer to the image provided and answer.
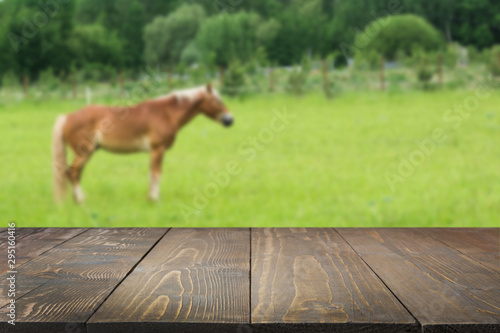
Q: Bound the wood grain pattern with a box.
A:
[87,228,250,333]
[0,228,498,333]
[1,228,85,307]
[251,228,418,332]
[0,228,168,333]
[0,228,86,275]
[421,228,500,273]
[337,228,500,332]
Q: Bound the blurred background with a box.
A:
[0,0,499,228]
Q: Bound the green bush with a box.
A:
[387,71,408,88]
[187,64,210,86]
[323,74,336,99]
[38,67,60,91]
[467,45,480,64]
[286,55,311,96]
[354,49,381,70]
[412,50,436,89]
[395,49,411,68]
[487,45,500,77]
[332,52,348,69]
[286,68,306,95]
[221,59,247,97]
[466,45,490,65]
[81,63,118,83]
[356,14,444,61]
[442,44,459,69]
[1,70,20,88]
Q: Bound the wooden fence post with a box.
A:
[438,54,443,86]
[269,67,274,92]
[167,67,172,90]
[119,70,124,97]
[23,74,29,97]
[380,56,385,91]
[72,72,76,99]
[322,58,328,93]
[218,66,224,87]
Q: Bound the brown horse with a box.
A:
[52,83,233,203]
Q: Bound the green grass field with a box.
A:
[1,90,499,227]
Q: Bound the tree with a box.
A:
[76,0,146,69]
[139,0,183,22]
[115,0,147,69]
[330,0,393,57]
[67,24,123,70]
[355,14,444,61]
[196,11,276,84]
[1,0,76,80]
[405,0,500,49]
[270,0,331,65]
[404,0,456,42]
[143,4,206,85]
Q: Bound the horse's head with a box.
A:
[199,83,234,127]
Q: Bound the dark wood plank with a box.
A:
[421,228,500,273]
[0,228,87,275]
[0,228,168,333]
[337,228,500,333]
[250,228,418,332]
[87,228,250,333]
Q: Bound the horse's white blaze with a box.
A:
[73,185,85,203]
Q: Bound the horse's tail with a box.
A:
[52,115,67,203]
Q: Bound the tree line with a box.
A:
[1,0,500,84]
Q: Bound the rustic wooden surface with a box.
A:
[0,228,498,333]
[336,228,500,333]
[421,228,500,273]
[87,228,250,332]
[251,228,417,332]
[0,228,86,276]
[0,228,168,332]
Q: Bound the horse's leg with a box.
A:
[67,153,93,204]
[148,147,165,201]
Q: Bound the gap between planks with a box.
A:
[333,228,422,328]
[83,228,171,328]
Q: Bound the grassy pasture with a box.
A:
[1,90,499,227]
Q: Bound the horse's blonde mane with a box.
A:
[156,85,220,103]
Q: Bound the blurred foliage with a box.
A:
[143,4,205,69]
[356,15,443,61]
[37,67,60,91]
[442,44,459,69]
[196,12,277,70]
[221,59,247,97]
[487,45,500,77]
[412,49,436,89]
[355,49,381,71]
[286,55,311,96]
[1,70,20,88]
[1,0,500,87]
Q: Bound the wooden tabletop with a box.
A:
[0,228,498,333]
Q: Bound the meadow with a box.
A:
[1,89,499,228]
